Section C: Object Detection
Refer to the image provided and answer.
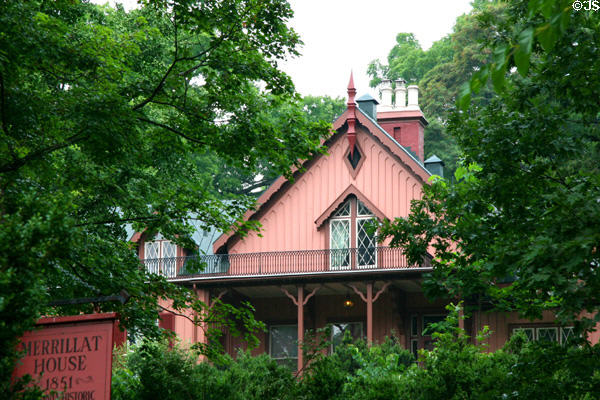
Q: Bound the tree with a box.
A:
[0,0,330,395]
[380,0,600,332]
[301,95,346,124]
[367,1,507,176]
[204,95,345,198]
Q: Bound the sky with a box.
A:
[95,0,474,99]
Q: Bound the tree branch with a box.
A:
[137,116,206,145]
[0,131,87,173]
[132,58,178,111]
[0,72,6,133]
[159,304,197,325]
[177,25,238,77]
[233,178,274,195]
[74,215,160,227]
[148,99,213,122]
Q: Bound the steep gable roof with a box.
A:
[213,78,431,253]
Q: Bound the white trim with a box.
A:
[560,326,575,344]
[330,218,351,270]
[410,315,419,337]
[410,339,419,358]
[536,327,559,342]
[356,217,377,268]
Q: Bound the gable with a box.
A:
[218,121,428,254]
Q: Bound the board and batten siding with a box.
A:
[229,126,423,256]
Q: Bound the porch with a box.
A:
[182,277,448,372]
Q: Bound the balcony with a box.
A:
[142,247,431,280]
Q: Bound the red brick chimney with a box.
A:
[376,81,427,162]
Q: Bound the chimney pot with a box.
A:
[407,85,419,109]
[379,79,393,110]
[394,79,407,109]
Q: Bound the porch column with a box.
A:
[350,281,391,344]
[366,283,373,342]
[194,287,227,352]
[281,285,320,373]
[297,286,304,372]
[194,285,210,346]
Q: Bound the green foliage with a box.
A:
[114,313,600,400]
[112,340,297,400]
[221,94,346,197]
[459,0,574,107]
[341,338,413,400]
[302,95,346,124]
[395,304,514,400]
[501,336,600,399]
[300,333,413,400]
[368,1,507,176]
[0,0,330,396]
[380,0,600,331]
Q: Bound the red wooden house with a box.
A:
[134,75,594,370]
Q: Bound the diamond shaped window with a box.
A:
[347,148,361,169]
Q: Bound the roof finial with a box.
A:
[347,71,356,106]
[346,71,357,157]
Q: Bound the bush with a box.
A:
[113,311,600,400]
[300,331,413,400]
[394,306,516,400]
[112,339,295,400]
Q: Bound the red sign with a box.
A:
[14,313,122,400]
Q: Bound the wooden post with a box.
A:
[281,285,320,374]
[366,282,373,343]
[297,286,304,372]
[349,281,390,345]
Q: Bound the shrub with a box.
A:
[113,311,600,400]
[112,340,295,400]
[300,331,413,400]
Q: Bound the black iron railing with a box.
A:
[142,247,430,279]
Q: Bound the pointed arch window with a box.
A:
[144,234,177,277]
[329,196,377,270]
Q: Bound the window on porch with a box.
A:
[329,196,377,270]
[331,322,363,351]
[269,325,297,368]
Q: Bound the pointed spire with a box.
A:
[346,71,357,157]
[347,71,356,106]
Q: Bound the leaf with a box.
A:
[515,27,534,76]
[491,61,507,92]
[539,0,556,19]
[558,8,570,33]
[457,82,472,111]
[470,65,489,95]
[454,166,468,181]
[527,0,543,18]
[493,44,509,67]
[536,23,558,52]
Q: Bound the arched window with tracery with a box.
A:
[329,196,377,270]
[144,234,178,277]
